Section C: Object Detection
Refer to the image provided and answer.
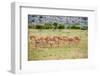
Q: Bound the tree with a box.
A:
[35,25,43,29]
[44,23,53,29]
[53,22,58,29]
[58,24,65,29]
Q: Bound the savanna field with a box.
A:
[28,29,88,60]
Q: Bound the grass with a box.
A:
[28,29,88,60]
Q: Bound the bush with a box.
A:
[81,26,88,30]
[67,25,71,29]
[67,25,80,29]
[35,25,43,29]
[53,22,58,29]
[28,24,36,29]
[58,24,65,29]
[44,23,53,29]
[71,25,80,29]
[28,25,33,29]
[66,24,88,30]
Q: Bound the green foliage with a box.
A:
[67,24,81,29]
[53,22,58,29]
[58,24,65,29]
[81,26,88,30]
[28,23,88,30]
[44,23,53,29]
[28,25,33,29]
[67,25,71,29]
[35,25,43,29]
[71,25,80,29]
[28,24,36,29]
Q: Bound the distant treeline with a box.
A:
[28,22,88,30]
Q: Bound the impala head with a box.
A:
[74,36,80,41]
[68,37,74,41]
[30,35,36,40]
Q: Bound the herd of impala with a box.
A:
[29,35,81,48]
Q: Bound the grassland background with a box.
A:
[28,29,88,60]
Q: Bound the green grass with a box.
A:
[28,29,88,60]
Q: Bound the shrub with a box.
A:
[53,22,58,29]
[71,25,80,29]
[58,24,65,29]
[28,25,33,29]
[81,26,88,30]
[28,24,36,29]
[35,25,43,29]
[44,23,53,29]
[67,25,80,29]
[67,25,71,29]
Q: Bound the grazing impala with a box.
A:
[62,36,68,45]
[30,35,36,45]
[29,35,81,48]
[73,36,80,45]
[47,36,56,48]
[67,37,74,46]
